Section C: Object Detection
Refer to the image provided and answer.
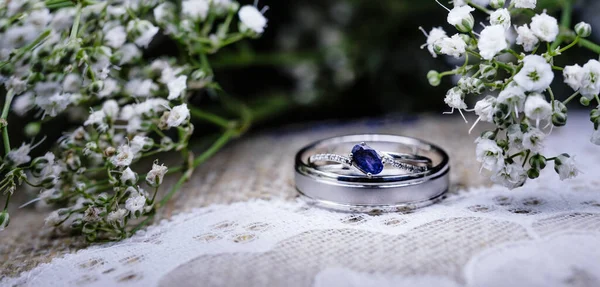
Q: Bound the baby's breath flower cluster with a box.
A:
[421,0,600,189]
[0,0,268,240]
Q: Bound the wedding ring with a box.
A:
[295,134,450,212]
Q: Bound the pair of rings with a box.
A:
[295,134,450,213]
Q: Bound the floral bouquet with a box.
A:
[0,0,270,241]
[421,0,600,189]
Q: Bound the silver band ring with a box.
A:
[295,134,450,213]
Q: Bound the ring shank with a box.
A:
[295,134,450,212]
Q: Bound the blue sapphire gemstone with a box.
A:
[351,144,384,175]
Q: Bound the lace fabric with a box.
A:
[3,115,600,287]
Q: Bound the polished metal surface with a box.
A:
[295,134,450,212]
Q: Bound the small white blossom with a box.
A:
[166,103,190,127]
[238,5,268,34]
[63,74,82,93]
[35,93,73,117]
[118,43,142,65]
[167,75,188,100]
[127,19,159,48]
[524,93,552,126]
[478,25,507,60]
[83,110,107,130]
[474,96,496,122]
[490,8,511,30]
[99,78,120,98]
[50,8,75,31]
[44,210,64,226]
[437,34,467,58]
[513,0,536,9]
[182,0,210,20]
[507,124,524,149]
[515,24,539,52]
[491,162,527,189]
[591,129,600,145]
[102,99,120,118]
[530,12,559,42]
[563,64,584,92]
[419,27,447,58]
[514,55,553,92]
[104,25,127,49]
[83,206,102,222]
[130,135,153,153]
[7,143,32,166]
[154,2,175,24]
[125,195,146,217]
[125,79,158,97]
[475,138,504,172]
[120,167,137,185]
[107,209,128,225]
[146,162,168,186]
[447,5,475,32]
[497,85,526,115]
[523,127,545,152]
[4,25,38,49]
[580,59,600,99]
[111,144,134,167]
[12,92,34,116]
[555,154,579,180]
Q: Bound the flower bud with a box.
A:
[449,7,475,33]
[490,0,505,9]
[470,78,485,94]
[480,130,497,140]
[427,70,441,86]
[24,122,41,137]
[527,168,540,179]
[552,113,567,127]
[479,63,497,81]
[529,154,547,170]
[575,22,592,38]
[104,146,116,157]
[82,222,97,234]
[88,81,104,93]
[0,210,10,230]
[580,97,591,106]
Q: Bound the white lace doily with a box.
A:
[4,115,600,287]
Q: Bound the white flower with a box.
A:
[491,162,527,189]
[554,154,579,180]
[104,25,127,49]
[524,93,552,126]
[523,127,545,152]
[44,210,64,226]
[83,110,107,131]
[134,98,169,116]
[35,93,73,118]
[419,27,447,58]
[166,104,190,127]
[107,209,128,225]
[497,85,526,115]
[7,143,31,166]
[154,2,175,23]
[127,19,159,48]
[167,75,188,100]
[4,25,38,49]
[447,5,475,32]
[118,43,142,65]
[5,76,27,95]
[513,0,536,9]
[444,87,467,110]
[591,129,600,145]
[437,34,467,58]
[514,55,553,92]
[12,92,34,116]
[182,0,210,20]
[563,64,584,92]
[121,167,137,185]
[507,124,524,149]
[239,5,268,34]
[515,24,539,52]
[478,25,507,60]
[453,0,490,6]
[84,206,102,222]
[111,144,134,167]
[50,8,75,31]
[130,135,153,153]
[475,138,504,172]
[580,59,600,99]
[99,78,120,98]
[102,99,120,118]
[62,74,82,93]
[146,162,168,186]
[125,79,158,97]
[474,96,496,122]
[530,12,559,42]
[490,8,511,30]
[125,195,146,217]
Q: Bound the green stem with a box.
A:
[2,89,14,156]
[522,150,530,168]
[552,66,564,71]
[550,0,572,51]
[70,3,83,40]
[563,91,580,105]
[3,192,10,211]
[547,87,556,112]
[192,129,235,168]
[188,106,232,129]
[595,95,600,105]
[557,36,579,54]
[466,0,491,14]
